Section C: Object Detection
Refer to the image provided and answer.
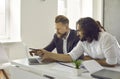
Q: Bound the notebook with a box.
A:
[82,60,104,73]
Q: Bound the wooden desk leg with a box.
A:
[0,69,9,79]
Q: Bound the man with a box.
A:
[43,15,81,54]
[30,15,83,58]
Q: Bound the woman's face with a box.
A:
[76,24,84,40]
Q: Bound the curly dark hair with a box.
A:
[96,21,106,31]
[76,17,101,43]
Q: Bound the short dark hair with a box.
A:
[55,15,69,24]
[76,17,101,43]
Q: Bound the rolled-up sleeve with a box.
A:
[68,41,84,60]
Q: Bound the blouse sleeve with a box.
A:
[68,41,84,60]
[102,34,118,65]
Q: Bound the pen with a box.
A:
[43,74,55,79]
[58,62,89,73]
[57,62,75,68]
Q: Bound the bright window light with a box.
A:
[0,0,6,37]
[0,0,21,43]
[58,0,103,29]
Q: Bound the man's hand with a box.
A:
[29,48,44,57]
[29,49,55,62]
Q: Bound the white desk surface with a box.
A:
[11,58,120,79]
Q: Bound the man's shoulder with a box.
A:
[70,29,77,34]
[53,33,61,40]
[69,29,80,40]
[53,33,58,38]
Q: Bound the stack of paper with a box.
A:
[82,60,104,73]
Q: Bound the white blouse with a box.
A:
[69,32,120,65]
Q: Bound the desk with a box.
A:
[10,58,120,79]
[10,58,94,79]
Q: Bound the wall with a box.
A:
[6,0,120,60]
[93,0,103,24]
[104,0,120,43]
[7,0,57,60]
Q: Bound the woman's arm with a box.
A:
[42,52,73,62]
[95,59,116,67]
[83,56,116,67]
[42,51,116,67]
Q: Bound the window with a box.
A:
[0,0,21,43]
[58,0,103,29]
[0,0,6,38]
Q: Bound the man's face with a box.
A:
[55,22,68,38]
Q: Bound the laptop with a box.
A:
[28,57,43,65]
[22,42,45,65]
[91,69,120,79]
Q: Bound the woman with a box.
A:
[30,17,120,67]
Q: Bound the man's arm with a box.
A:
[44,35,56,52]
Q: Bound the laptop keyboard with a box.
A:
[28,58,42,65]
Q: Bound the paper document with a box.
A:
[52,62,88,74]
[82,60,104,73]
[51,63,75,74]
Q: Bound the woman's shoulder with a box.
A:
[100,32,114,39]
[100,32,116,43]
